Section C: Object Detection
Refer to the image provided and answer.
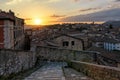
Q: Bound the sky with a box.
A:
[0,0,120,25]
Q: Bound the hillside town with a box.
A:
[1,10,120,80]
[28,21,120,67]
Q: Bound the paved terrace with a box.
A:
[24,62,93,80]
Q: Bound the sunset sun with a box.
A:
[34,19,42,25]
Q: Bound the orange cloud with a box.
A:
[50,14,66,18]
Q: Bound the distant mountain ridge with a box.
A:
[103,21,120,27]
[62,8,120,22]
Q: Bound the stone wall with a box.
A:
[0,49,36,76]
[52,35,83,50]
[36,46,96,62]
[68,61,120,80]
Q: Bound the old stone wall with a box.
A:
[52,35,83,50]
[36,46,95,62]
[69,61,120,80]
[0,49,36,76]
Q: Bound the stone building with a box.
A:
[0,10,24,49]
[51,34,84,50]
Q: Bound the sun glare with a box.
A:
[34,19,42,25]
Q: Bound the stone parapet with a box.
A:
[36,46,96,62]
[68,61,120,80]
[0,49,36,76]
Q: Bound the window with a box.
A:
[63,41,69,46]
[71,41,75,46]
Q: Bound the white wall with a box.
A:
[104,42,120,51]
[115,43,120,50]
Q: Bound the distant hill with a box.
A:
[103,21,120,27]
[24,25,42,29]
[62,8,120,22]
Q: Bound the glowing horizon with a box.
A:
[0,0,120,25]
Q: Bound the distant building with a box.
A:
[90,37,104,48]
[69,34,90,49]
[51,34,84,50]
[103,38,120,51]
[0,10,24,49]
[25,29,32,36]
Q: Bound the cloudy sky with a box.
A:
[0,0,120,25]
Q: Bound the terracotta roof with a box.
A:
[103,38,120,43]
[0,11,15,21]
[87,47,120,63]
[50,33,84,42]
[45,41,59,47]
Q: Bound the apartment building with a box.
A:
[0,10,24,49]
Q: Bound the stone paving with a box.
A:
[63,67,94,80]
[23,62,93,80]
[24,62,67,80]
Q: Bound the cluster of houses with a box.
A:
[1,10,120,68]
[30,23,120,51]
[28,23,120,68]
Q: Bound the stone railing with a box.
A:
[68,61,120,80]
[36,46,97,62]
[0,49,36,76]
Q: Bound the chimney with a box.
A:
[9,9,15,15]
